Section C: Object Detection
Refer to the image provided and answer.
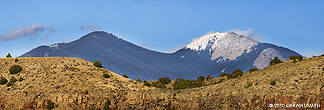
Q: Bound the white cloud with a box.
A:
[165,44,186,53]
[231,28,261,41]
[0,23,56,41]
[78,25,102,31]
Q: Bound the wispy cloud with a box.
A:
[78,25,102,31]
[230,28,261,41]
[165,44,186,53]
[0,23,56,41]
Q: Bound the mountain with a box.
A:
[20,31,301,80]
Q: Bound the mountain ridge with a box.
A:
[20,31,301,80]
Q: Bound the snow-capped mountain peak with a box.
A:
[186,32,259,61]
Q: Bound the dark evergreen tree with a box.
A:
[6,53,12,58]
[269,57,282,66]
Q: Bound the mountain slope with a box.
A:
[20,31,301,80]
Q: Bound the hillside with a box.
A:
[20,31,301,80]
[1,56,324,109]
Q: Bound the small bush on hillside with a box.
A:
[46,100,55,110]
[322,67,324,71]
[0,77,8,85]
[289,56,302,60]
[213,78,225,85]
[219,73,227,77]
[232,69,243,78]
[293,59,297,63]
[173,78,195,90]
[103,73,110,78]
[206,75,211,80]
[15,58,18,62]
[269,57,282,66]
[151,81,167,89]
[135,78,142,82]
[196,76,205,82]
[93,61,102,67]
[143,80,150,86]
[298,56,303,61]
[9,76,17,84]
[18,77,24,82]
[255,82,258,85]
[158,77,171,84]
[249,68,259,73]
[122,74,128,78]
[321,54,324,57]
[9,65,22,74]
[103,99,111,110]
[244,80,252,88]
[6,82,12,87]
[6,53,12,58]
[270,80,276,85]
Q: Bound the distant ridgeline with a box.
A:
[20,31,301,80]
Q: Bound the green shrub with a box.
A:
[122,74,128,78]
[135,78,142,82]
[244,80,252,88]
[7,82,12,87]
[255,82,258,85]
[206,75,211,80]
[83,90,88,94]
[9,76,17,84]
[219,73,227,77]
[18,77,24,82]
[196,76,205,82]
[293,59,297,63]
[158,77,171,84]
[322,67,324,71]
[15,58,18,62]
[249,68,259,73]
[103,73,110,78]
[269,57,282,66]
[46,100,55,110]
[270,80,276,85]
[103,99,111,110]
[0,77,8,85]
[232,69,243,78]
[143,80,150,86]
[9,65,22,74]
[151,81,167,89]
[298,56,303,61]
[213,78,225,85]
[6,53,12,58]
[173,78,195,90]
[321,54,324,57]
[93,61,102,67]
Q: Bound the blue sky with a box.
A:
[1,0,323,57]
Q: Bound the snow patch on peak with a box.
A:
[49,44,59,49]
[186,32,259,61]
